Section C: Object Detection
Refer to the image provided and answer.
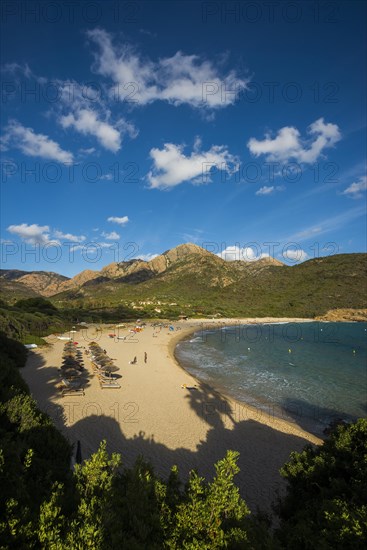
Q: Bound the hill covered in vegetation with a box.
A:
[1,245,366,319]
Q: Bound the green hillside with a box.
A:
[50,252,367,319]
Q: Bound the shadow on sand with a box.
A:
[22,350,323,514]
[59,383,318,514]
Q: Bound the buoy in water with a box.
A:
[288,349,291,353]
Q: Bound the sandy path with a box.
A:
[22,318,322,513]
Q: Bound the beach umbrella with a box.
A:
[61,357,79,365]
[94,351,108,360]
[96,357,114,365]
[61,357,78,364]
[61,361,82,370]
[61,367,81,378]
[103,364,119,373]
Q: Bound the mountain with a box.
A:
[57,243,220,290]
[0,269,69,301]
[1,245,366,318]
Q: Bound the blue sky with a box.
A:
[1,0,366,277]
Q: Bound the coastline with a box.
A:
[169,318,323,441]
[22,317,322,514]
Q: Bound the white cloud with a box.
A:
[59,108,137,153]
[54,230,86,243]
[7,223,55,245]
[1,120,73,163]
[217,245,270,262]
[55,79,137,152]
[97,242,117,248]
[1,62,33,78]
[87,28,249,108]
[101,231,120,240]
[1,62,47,84]
[79,147,96,155]
[6,224,89,246]
[296,226,322,239]
[247,118,341,164]
[282,248,308,263]
[282,206,366,244]
[135,253,159,261]
[147,142,238,189]
[342,176,367,199]
[70,241,117,253]
[107,216,129,225]
[255,185,285,196]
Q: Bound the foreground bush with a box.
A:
[275,418,367,549]
[0,333,366,548]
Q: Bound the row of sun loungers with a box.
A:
[59,343,86,397]
[58,341,122,396]
[89,342,121,390]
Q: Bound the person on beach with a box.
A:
[144,352,147,363]
[129,356,137,364]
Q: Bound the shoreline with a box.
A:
[22,317,322,514]
[168,318,323,441]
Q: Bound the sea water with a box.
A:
[175,322,367,436]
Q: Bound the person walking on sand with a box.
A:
[144,352,147,363]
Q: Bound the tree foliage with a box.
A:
[0,333,366,549]
[275,418,367,549]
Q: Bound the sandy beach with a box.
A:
[22,318,322,514]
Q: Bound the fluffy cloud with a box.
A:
[59,108,137,153]
[53,230,86,242]
[107,216,129,225]
[1,62,33,78]
[56,80,137,152]
[247,118,341,164]
[59,109,120,152]
[342,176,367,199]
[217,245,269,262]
[282,248,308,262]
[147,142,238,189]
[7,223,54,245]
[1,120,73,163]
[101,231,120,240]
[87,28,248,108]
[255,185,285,196]
[7,224,89,246]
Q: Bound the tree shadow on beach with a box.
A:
[63,382,318,515]
[22,350,92,435]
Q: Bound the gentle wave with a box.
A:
[176,322,367,436]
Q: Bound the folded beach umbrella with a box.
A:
[95,360,114,368]
[61,362,80,370]
[62,356,81,364]
[61,366,81,378]
[103,364,119,373]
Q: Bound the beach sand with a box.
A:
[22,318,322,514]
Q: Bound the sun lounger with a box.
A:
[99,379,121,389]
[97,373,118,381]
[59,378,85,396]
[61,387,85,397]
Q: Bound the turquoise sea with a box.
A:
[175,322,367,436]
